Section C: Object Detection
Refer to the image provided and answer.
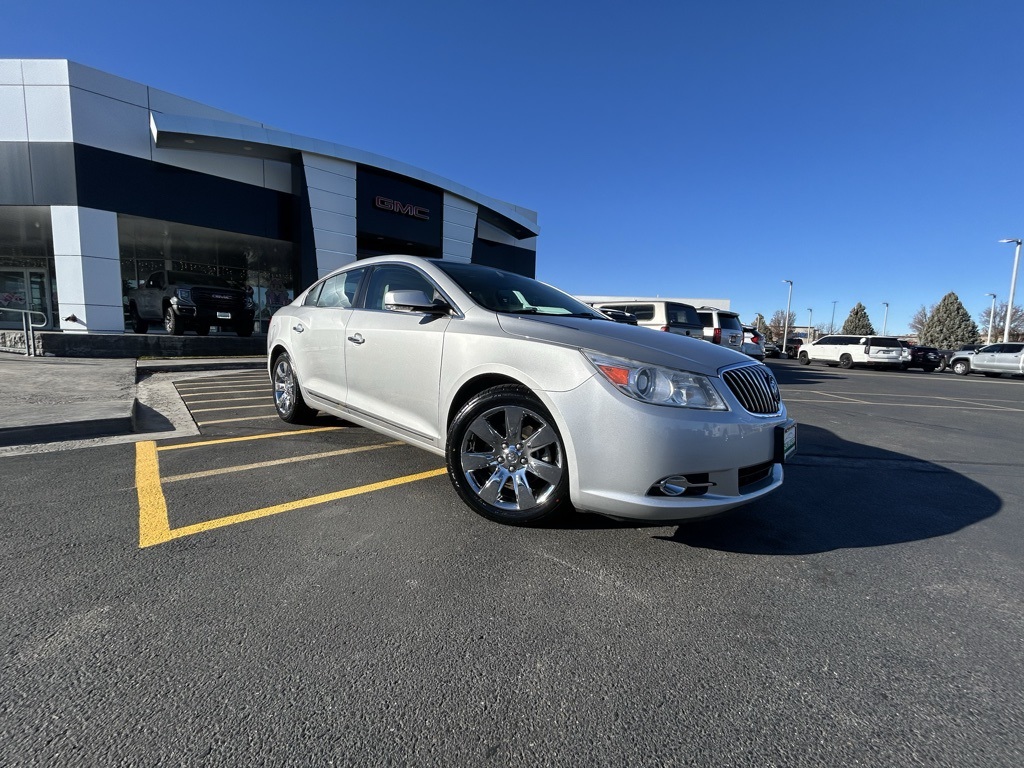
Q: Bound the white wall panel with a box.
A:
[0,60,23,84]
[25,85,72,141]
[443,205,477,230]
[443,221,474,243]
[441,239,472,262]
[305,166,357,197]
[309,209,357,236]
[70,88,151,158]
[313,230,356,256]
[51,207,124,333]
[22,59,69,85]
[67,61,148,107]
[0,86,28,141]
[316,249,356,276]
[308,187,354,215]
[149,88,262,126]
[303,154,357,176]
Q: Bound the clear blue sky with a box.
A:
[8,0,1024,334]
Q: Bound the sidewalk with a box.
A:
[0,353,265,448]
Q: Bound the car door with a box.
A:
[973,344,1001,372]
[292,269,365,406]
[342,264,451,444]
[997,343,1024,373]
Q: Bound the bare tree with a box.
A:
[977,301,1024,342]
[767,310,796,342]
[909,304,933,336]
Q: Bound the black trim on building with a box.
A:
[471,239,536,277]
[0,142,297,242]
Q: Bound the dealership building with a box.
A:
[0,59,539,335]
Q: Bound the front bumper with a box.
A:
[547,374,791,522]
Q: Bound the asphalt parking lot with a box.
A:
[3,359,1023,766]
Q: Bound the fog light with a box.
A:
[652,474,715,497]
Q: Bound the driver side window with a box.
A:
[364,265,437,311]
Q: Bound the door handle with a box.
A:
[293,324,304,333]
[348,333,365,345]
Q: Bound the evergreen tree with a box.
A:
[920,292,979,348]
[841,303,875,335]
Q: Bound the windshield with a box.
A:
[436,262,606,318]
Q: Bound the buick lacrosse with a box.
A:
[268,255,795,525]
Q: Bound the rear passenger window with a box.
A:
[667,303,699,326]
[629,305,655,321]
[720,315,743,331]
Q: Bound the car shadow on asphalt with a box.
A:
[659,423,1000,555]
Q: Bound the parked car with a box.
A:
[797,335,907,369]
[949,343,1024,377]
[697,307,745,353]
[268,256,795,525]
[784,338,803,357]
[902,345,942,372]
[589,300,703,337]
[764,340,780,358]
[128,270,255,336]
[742,325,766,362]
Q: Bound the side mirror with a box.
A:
[859,337,867,344]
[384,289,450,314]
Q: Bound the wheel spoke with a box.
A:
[523,423,556,452]
[477,467,509,505]
[526,457,562,486]
[468,415,505,451]
[503,406,525,444]
[512,471,537,509]
[461,451,495,471]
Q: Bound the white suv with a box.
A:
[798,335,908,369]
[697,307,745,354]
[589,300,704,338]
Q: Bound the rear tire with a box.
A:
[272,351,317,424]
[798,351,810,365]
[839,354,853,369]
[235,322,254,338]
[446,385,569,526]
[129,304,148,334]
[195,324,210,336]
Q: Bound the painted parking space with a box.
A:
[136,372,447,548]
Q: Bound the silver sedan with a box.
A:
[267,255,795,525]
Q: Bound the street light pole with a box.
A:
[985,293,997,344]
[807,308,813,341]
[782,280,793,356]
[999,239,1021,343]
[881,302,889,335]
[830,300,837,334]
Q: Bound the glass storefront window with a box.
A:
[0,206,56,329]
[117,215,296,332]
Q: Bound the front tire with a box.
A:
[952,360,970,376]
[272,351,317,424]
[446,385,569,525]
[798,351,810,365]
[164,306,184,335]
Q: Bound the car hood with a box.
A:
[494,314,751,376]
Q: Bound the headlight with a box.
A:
[583,351,727,410]
[174,288,192,303]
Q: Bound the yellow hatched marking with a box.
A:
[189,403,275,413]
[161,442,403,483]
[181,395,272,405]
[197,415,282,426]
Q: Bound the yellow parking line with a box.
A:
[161,442,403,483]
[136,441,171,548]
[188,403,275,414]
[197,415,282,426]
[158,426,345,451]
[181,395,271,405]
[136,435,447,548]
[176,386,269,394]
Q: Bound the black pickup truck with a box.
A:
[128,270,255,336]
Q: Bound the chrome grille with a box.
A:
[722,364,781,415]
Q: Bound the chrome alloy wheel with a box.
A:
[273,356,296,416]
[458,404,564,512]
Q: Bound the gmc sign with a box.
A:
[375,196,430,220]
